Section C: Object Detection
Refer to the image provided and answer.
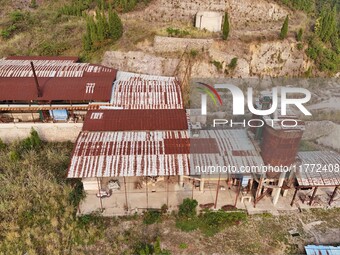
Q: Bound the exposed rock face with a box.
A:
[125,0,289,29]
[102,51,179,76]
[249,40,308,76]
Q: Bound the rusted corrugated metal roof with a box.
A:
[296,151,340,187]
[67,131,190,178]
[110,71,183,110]
[0,59,117,101]
[4,56,79,62]
[82,109,188,131]
[190,129,264,175]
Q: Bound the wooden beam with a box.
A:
[214,172,221,209]
[329,186,339,206]
[290,187,298,207]
[309,187,318,206]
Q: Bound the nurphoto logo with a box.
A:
[197,82,312,116]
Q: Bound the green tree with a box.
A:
[317,6,338,44]
[222,12,230,40]
[297,28,303,41]
[280,15,289,40]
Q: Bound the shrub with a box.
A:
[296,28,303,41]
[228,57,238,69]
[178,198,198,218]
[134,238,171,255]
[0,138,6,150]
[199,210,247,236]
[211,60,223,71]
[222,12,230,40]
[161,204,168,214]
[143,210,161,225]
[280,15,289,40]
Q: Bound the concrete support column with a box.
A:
[283,166,295,197]
[272,172,285,206]
[199,179,205,192]
[179,175,184,187]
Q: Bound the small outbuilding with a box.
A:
[195,11,223,32]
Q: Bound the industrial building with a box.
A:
[1,56,339,215]
[0,56,117,123]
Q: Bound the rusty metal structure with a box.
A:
[0,56,117,123]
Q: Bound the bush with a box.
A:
[143,210,161,225]
[178,198,198,218]
[296,28,303,41]
[279,15,289,40]
[134,238,171,255]
[198,210,247,236]
[228,57,238,69]
[0,139,6,150]
[211,60,223,71]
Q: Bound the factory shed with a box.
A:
[110,71,183,110]
[291,151,340,207]
[82,109,188,132]
[0,57,117,123]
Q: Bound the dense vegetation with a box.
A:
[83,8,123,51]
[0,0,149,60]
[0,131,106,254]
[275,0,339,74]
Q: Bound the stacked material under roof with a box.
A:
[110,71,183,110]
[296,151,340,187]
[190,129,264,176]
[68,72,189,178]
[0,56,117,101]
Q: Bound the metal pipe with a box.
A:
[146,177,149,209]
[123,177,128,212]
[167,176,169,208]
[30,61,42,98]
[97,177,103,212]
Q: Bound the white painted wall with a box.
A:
[195,11,223,32]
[0,123,82,143]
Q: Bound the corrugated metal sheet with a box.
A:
[296,151,340,187]
[83,109,188,131]
[0,59,117,101]
[110,71,183,110]
[190,129,264,175]
[4,56,79,62]
[68,131,190,178]
[305,245,340,255]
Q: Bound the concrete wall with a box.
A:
[102,50,179,76]
[154,36,214,53]
[0,123,82,143]
[195,11,223,32]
